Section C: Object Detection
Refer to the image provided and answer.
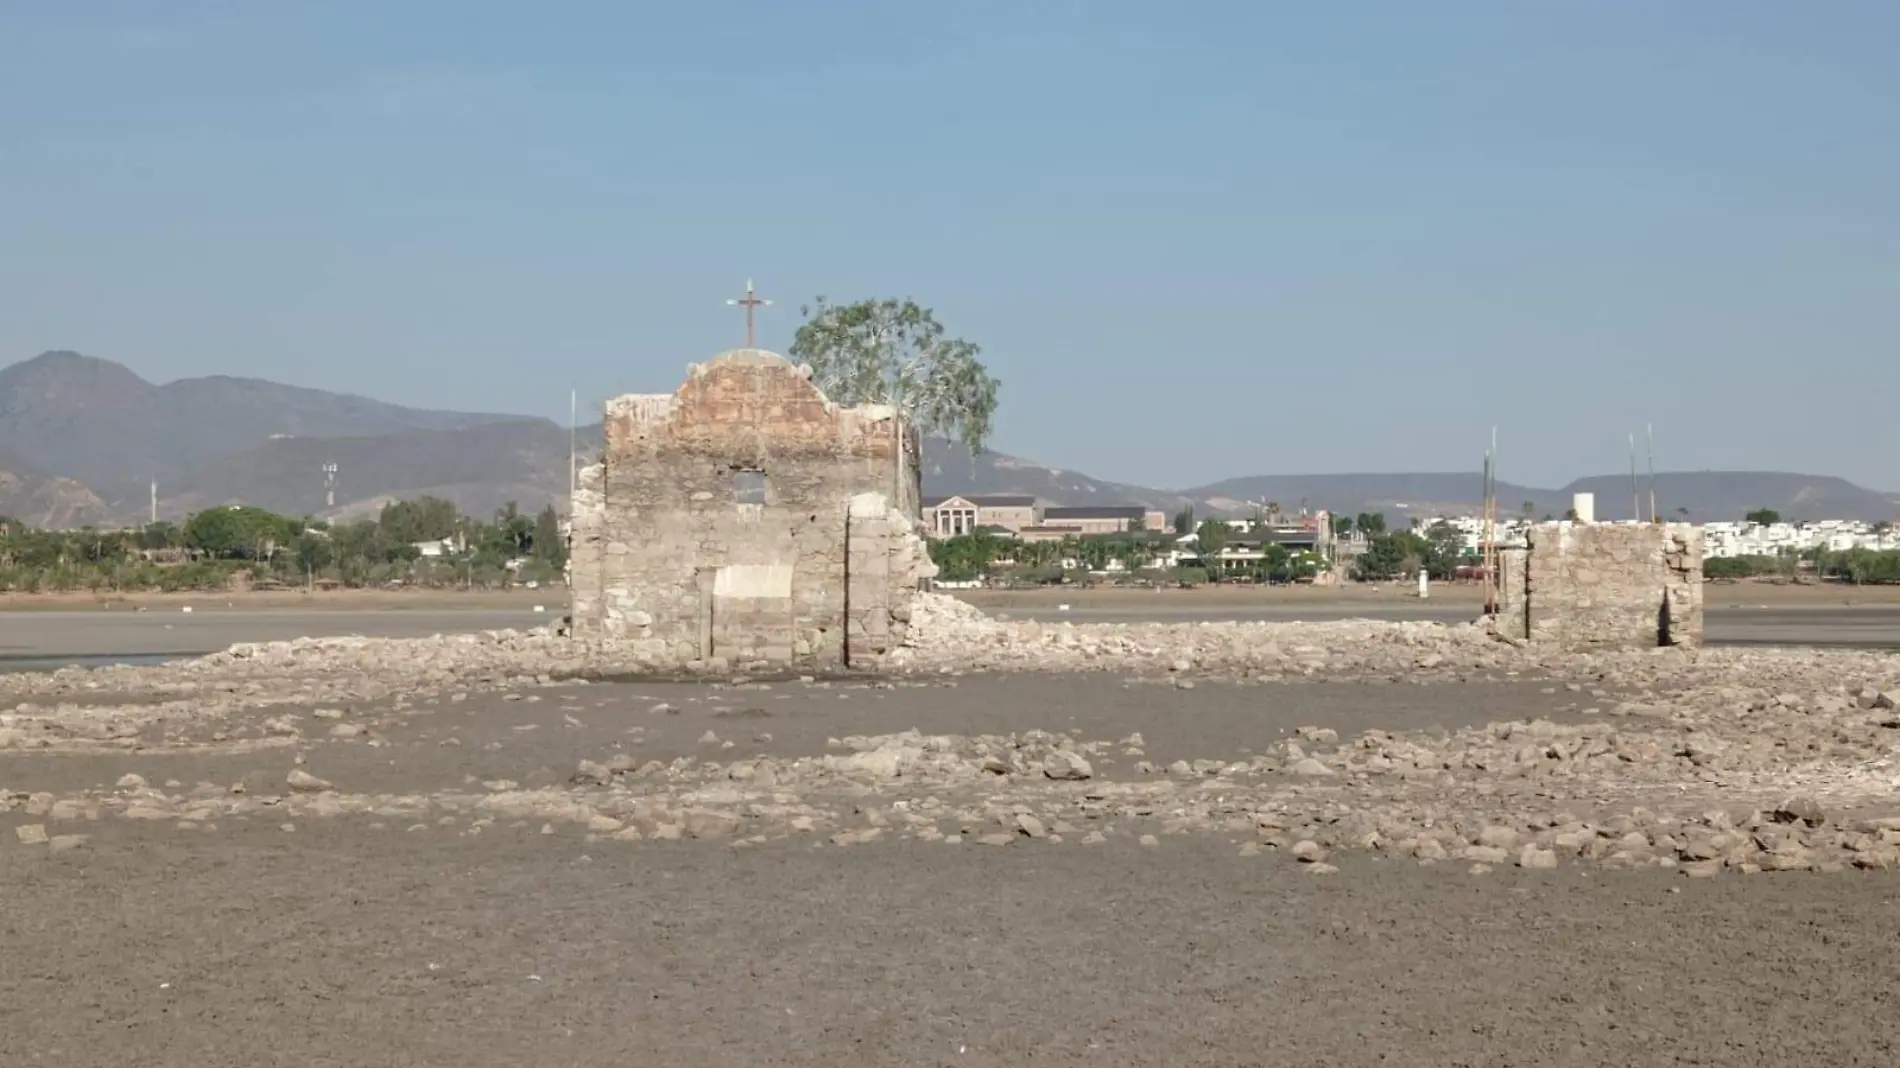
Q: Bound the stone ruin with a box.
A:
[567,348,937,670]
[1495,521,1704,650]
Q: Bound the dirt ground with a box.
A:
[6,577,1897,614]
[6,674,1900,1065]
[0,587,551,612]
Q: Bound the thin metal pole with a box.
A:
[1628,433,1640,523]
[1646,422,1658,523]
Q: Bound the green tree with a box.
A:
[927,532,1004,582]
[184,506,293,560]
[1354,511,1386,535]
[137,521,180,551]
[1194,519,1230,578]
[1353,530,1434,582]
[294,532,333,576]
[790,297,1000,454]
[1745,508,1782,526]
[379,496,460,545]
[1421,521,1467,580]
[1172,506,1196,535]
[533,504,565,567]
[1077,537,1112,572]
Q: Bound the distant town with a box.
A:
[922,493,1900,587]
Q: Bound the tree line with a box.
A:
[0,497,567,593]
[928,527,1325,587]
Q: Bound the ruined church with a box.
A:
[567,348,936,669]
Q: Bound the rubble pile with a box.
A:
[6,597,1900,878]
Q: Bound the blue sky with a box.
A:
[3,2,1896,490]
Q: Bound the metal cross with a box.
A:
[726,279,771,349]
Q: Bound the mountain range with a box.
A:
[2,350,1895,528]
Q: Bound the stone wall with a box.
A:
[567,349,936,670]
[1494,523,1703,650]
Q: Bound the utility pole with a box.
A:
[1646,423,1658,523]
[150,479,158,525]
[1628,434,1639,524]
[726,279,771,349]
[323,462,338,510]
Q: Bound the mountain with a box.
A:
[1182,473,1546,522]
[921,439,1193,514]
[3,350,1895,528]
[1180,471,1900,524]
[1557,472,1899,524]
[165,419,605,521]
[0,350,523,501]
[0,449,111,528]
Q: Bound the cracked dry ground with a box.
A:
[6,669,1900,1066]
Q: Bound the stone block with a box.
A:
[1495,522,1702,650]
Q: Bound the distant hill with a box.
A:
[3,350,1895,528]
[1180,471,1900,524]
[0,449,111,528]
[1557,471,1898,524]
[921,439,1193,514]
[0,350,522,501]
[166,419,605,521]
[1183,473,1544,523]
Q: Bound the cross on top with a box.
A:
[726,279,771,349]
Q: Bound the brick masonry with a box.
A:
[1496,523,1704,650]
[568,349,936,670]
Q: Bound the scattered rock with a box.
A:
[286,769,333,793]
[1042,751,1093,781]
[1516,846,1558,870]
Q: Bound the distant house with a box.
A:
[1040,505,1166,535]
[412,536,460,558]
[922,495,1036,537]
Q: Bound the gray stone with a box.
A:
[1476,825,1519,850]
[683,810,740,839]
[1773,796,1829,828]
[286,770,333,793]
[1289,758,1334,777]
[1042,751,1093,781]
[1516,846,1558,870]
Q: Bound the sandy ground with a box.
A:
[5,675,1900,1065]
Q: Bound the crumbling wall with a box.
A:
[567,349,935,670]
[1495,523,1703,649]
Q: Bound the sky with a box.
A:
[3,1,1897,491]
